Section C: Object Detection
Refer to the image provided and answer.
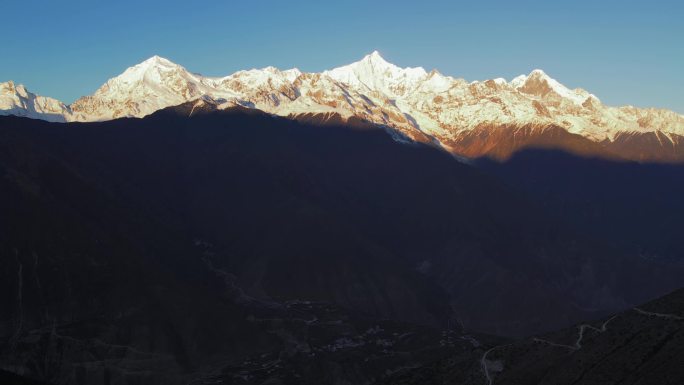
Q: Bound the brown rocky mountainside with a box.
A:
[3,53,684,164]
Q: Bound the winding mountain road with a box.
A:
[633,307,683,320]
[480,305,683,384]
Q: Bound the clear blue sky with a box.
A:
[3,0,683,112]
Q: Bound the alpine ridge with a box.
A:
[3,52,684,161]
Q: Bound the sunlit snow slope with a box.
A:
[3,52,684,161]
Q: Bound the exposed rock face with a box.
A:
[3,52,684,162]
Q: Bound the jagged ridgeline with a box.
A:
[2,52,684,162]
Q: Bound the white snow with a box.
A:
[0,81,71,122]
[2,53,683,144]
[323,51,428,96]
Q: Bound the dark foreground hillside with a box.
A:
[383,288,684,385]
[478,149,684,268]
[0,103,682,384]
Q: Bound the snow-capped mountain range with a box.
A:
[2,51,684,161]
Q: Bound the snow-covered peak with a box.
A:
[0,81,71,122]
[250,66,302,81]
[324,51,428,95]
[141,55,176,66]
[3,54,683,149]
[512,69,595,105]
[125,55,180,73]
[100,55,193,90]
[117,55,185,81]
[1,81,32,99]
[360,50,394,69]
[69,55,219,121]
[511,69,555,92]
[1,80,17,94]
[212,66,303,96]
[529,68,549,77]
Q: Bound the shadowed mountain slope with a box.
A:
[381,288,684,385]
[477,149,684,267]
[1,105,682,384]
